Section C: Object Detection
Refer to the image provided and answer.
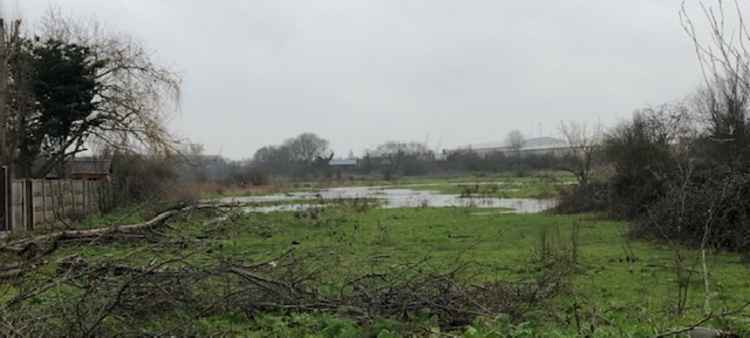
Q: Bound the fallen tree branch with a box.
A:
[0,203,241,279]
[1,203,233,252]
[653,301,750,338]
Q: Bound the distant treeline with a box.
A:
[247,133,581,180]
[159,132,580,188]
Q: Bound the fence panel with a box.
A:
[8,179,112,233]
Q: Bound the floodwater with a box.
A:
[219,186,557,214]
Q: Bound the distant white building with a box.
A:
[328,159,357,167]
[446,137,569,157]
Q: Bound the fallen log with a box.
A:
[0,268,24,279]
[3,213,160,254]
[3,203,237,250]
[0,201,256,282]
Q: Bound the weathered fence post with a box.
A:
[41,180,47,225]
[0,166,8,232]
[24,179,33,231]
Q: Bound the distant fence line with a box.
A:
[9,179,114,233]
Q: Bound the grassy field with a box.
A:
[3,198,749,336]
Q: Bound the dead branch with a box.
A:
[653,301,750,338]
[0,202,244,280]
[0,244,572,337]
[2,203,234,251]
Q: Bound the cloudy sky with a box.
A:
[11,1,737,159]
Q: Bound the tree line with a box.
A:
[242,130,582,181]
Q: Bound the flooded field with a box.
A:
[219,186,557,213]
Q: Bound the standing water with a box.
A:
[219,186,557,213]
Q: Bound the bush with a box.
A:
[603,109,679,218]
[111,152,190,204]
[554,181,609,214]
[635,172,750,251]
[600,104,750,251]
[222,165,270,187]
[248,169,270,186]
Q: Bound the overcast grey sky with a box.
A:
[13,1,734,159]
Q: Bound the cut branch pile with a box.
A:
[0,247,569,336]
[222,252,565,328]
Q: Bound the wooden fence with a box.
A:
[9,179,113,232]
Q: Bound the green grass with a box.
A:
[11,203,746,336]
[4,169,750,337]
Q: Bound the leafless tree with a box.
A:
[559,121,602,186]
[681,0,750,169]
[284,132,330,164]
[680,1,750,316]
[373,141,433,178]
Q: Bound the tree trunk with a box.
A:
[0,20,10,166]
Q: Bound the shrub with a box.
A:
[111,152,184,204]
[601,104,750,251]
[554,181,609,214]
[635,172,750,251]
[603,109,679,218]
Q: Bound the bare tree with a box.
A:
[559,121,602,186]
[680,0,750,317]
[681,0,750,169]
[284,132,330,164]
[373,141,433,178]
